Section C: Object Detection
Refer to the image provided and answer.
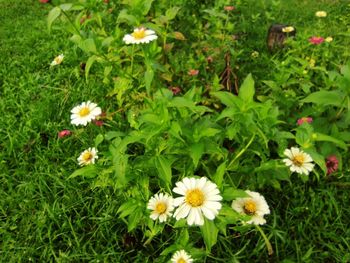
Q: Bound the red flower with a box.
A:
[93,120,104,126]
[169,86,181,95]
[58,130,72,138]
[326,155,339,175]
[308,36,324,45]
[188,69,199,76]
[39,0,50,3]
[224,6,235,11]
[297,117,313,126]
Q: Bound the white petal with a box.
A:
[173,197,185,207]
[174,203,190,220]
[201,206,215,220]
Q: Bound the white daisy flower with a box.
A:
[77,147,98,166]
[171,250,193,263]
[283,147,314,175]
[50,54,64,66]
[315,11,327,17]
[173,177,222,226]
[147,193,174,222]
[231,190,270,225]
[70,101,102,126]
[123,27,158,45]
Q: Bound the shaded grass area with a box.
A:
[0,0,349,262]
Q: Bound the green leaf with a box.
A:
[145,68,154,95]
[154,156,172,188]
[300,90,345,107]
[200,218,219,252]
[165,7,181,20]
[68,165,98,179]
[47,7,61,33]
[238,73,255,103]
[212,162,226,186]
[222,188,248,201]
[127,208,143,231]
[211,91,241,108]
[85,55,97,80]
[117,199,139,218]
[59,3,73,11]
[81,38,97,53]
[314,133,347,150]
[189,142,204,167]
[94,134,104,147]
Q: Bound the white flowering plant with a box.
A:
[46,0,349,262]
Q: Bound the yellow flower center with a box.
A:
[82,152,93,162]
[155,202,167,214]
[186,189,205,207]
[132,28,146,40]
[243,200,257,215]
[79,107,91,117]
[292,154,305,167]
[177,258,186,263]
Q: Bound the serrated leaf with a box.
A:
[127,208,142,231]
[47,7,61,33]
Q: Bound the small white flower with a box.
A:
[70,101,102,126]
[315,11,327,17]
[325,36,333,43]
[173,177,222,226]
[51,54,64,66]
[123,27,158,45]
[283,147,314,175]
[231,190,270,225]
[147,193,174,222]
[78,147,98,166]
[282,26,295,33]
[171,250,193,263]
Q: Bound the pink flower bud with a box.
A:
[169,86,181,95]
[224,6,235,11]
[188,69,199,76]
[326,155,339,175]
[58,130,72,138]
[297,117,313,126]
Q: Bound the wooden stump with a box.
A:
[267,24,296,52]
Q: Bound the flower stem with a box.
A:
[256,225,273,256]
[227,134,255,169]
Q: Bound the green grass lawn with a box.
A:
[0,0,349,262]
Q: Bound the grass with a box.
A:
[0,0,349,262]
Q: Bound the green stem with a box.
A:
[256,225,273,255]
[227,134,256,169]
[60,8,82,37]
[130,44,135,75]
